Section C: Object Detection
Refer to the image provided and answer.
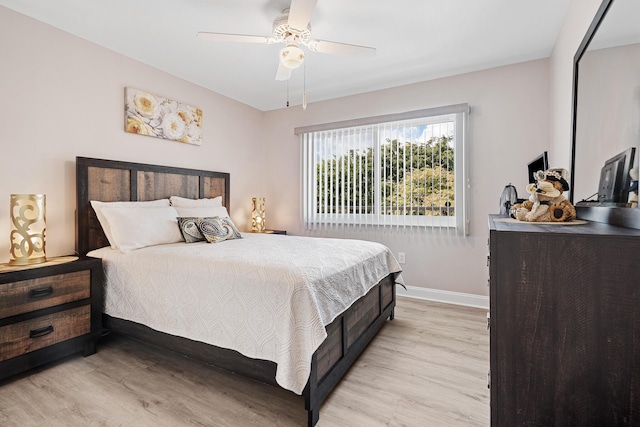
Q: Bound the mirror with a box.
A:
[571,0,640,228]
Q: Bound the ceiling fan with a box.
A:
[197,0,376,81]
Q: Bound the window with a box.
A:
[298,104,469,234]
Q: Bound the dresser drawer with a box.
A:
[0,270,91,319]
[0,305,91,362]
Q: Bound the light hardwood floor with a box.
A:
[0,297,489,426]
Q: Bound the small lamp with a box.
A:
[251,197,266,232]
[9,194,46,265]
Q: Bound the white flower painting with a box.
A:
[124,87,202,145]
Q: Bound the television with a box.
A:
[527,151,549,183]
[597,147,636,205]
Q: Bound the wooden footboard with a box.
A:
[103,273,396,426]
[305,273,396,426]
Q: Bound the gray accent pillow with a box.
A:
[196,216,242,243]
[177,217,205,243]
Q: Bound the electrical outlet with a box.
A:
[398,252,406,264]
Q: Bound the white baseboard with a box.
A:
[397,285,489,309]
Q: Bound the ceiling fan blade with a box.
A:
[307,39,376,56]
[288,0,318,32]
[197,32,276,44]
[275,61,293,81]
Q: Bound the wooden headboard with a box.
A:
[76,157,230,255]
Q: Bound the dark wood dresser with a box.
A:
[0,256,102,381]
[488,215,640,426]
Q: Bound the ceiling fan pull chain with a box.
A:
[286,79,290,107]
[302,61,307,111]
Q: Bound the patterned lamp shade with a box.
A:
[9,194,46,265]
[251,197,266,232]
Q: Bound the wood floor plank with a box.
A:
[0,297,489,426]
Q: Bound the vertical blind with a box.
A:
[297,104,470,234]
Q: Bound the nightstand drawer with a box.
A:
[0,305,91,362]
[0,270,91,319]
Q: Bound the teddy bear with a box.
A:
[514,168,576,222]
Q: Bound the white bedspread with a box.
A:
[89,233,403,394]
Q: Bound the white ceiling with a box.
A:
[0,0,571,111]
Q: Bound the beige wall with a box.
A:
[0,6,265,263]
[262,59,550,296]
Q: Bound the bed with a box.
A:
[75,156,401,426]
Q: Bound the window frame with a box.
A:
[296,103,470,234]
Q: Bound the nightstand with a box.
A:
[0,256,103,381]
[248,230,286,235]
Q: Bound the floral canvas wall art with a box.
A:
[125,88,202,145]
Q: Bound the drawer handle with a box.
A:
[29,325,54,338]
[29,286,54,299]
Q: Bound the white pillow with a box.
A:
[91,199,170,249]
[170,196,222,208]
[100,206,183,253]
[173,206,230,218]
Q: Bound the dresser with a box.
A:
[0,256,102,381]
[488,215,640,426]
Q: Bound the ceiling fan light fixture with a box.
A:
[280,44,305,69]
